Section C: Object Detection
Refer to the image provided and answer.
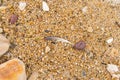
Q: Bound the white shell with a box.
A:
[18,2,26,10]
[107,64,119,74]
[107,64,120,79]
[42,1,49,11]
[106,37,113,44]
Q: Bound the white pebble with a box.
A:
[18,2,26,10]
[107,64,120,79]
[82,6,88,13]
[106,37,113,44]
[45,46,50,53]
[41,52,44,55]
[87,27,93,32]
[107,64,119,74]
[42,1,49,11]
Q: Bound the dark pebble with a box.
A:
[9,14,18,24]
[44,30,50,33]
[73,41,86,50]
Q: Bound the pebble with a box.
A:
[87,27,93,32]
[41,52,45,55]
[73,41,86,50]
[82,6,88,13]
[106,37,113,44]
[42,1,49,11]
[0,58,26,80]
[107,64,120,79]
[45,46,50,53]
[107,64,119,73]
[0,34,10,57]
[81,70,86,77]
[18,2,26,10]
[9,14,18,24]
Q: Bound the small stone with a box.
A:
[87,27,93,32]
[42,1,49,11]
[73,41,86,50]
[106,37,113,44]
[82,6,88,13]
[107,64,120,79]
[28,71,39,80]
[0,58,26,80]
[0,34,10,57]
[107,64,119,73]
[9,14,18,24]
[81,70,86,77]
[44,30,50,33]
[18,2,26,10]
[41,52,44,55]
[45,46,50,53]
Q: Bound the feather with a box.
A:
[45,36,73,45]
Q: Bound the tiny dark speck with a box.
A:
[73,41,86,50]
[44,30,50,33]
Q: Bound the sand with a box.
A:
[0,0,120,80]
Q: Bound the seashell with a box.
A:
[0,34,10,57]
[107,64,120,79]
[18,2,26,10]
[0,58,26,80]
[42,1,49,11]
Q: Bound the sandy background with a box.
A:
[0,0,120,80]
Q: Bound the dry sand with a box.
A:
[0,0,120,80]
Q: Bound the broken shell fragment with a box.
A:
[0,58,26,80]
[106,37,113,44]
[42,1,49,11]
[0,34,10,57]
[107,64,120,79]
